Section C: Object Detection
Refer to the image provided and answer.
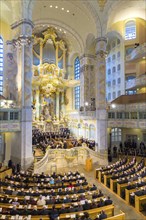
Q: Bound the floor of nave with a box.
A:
[45,164,146,220]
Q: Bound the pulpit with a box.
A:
[85,158,92,172]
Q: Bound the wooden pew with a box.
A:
[106,210,125,220]
[104,174,112,187]
[0,204,114,220]
[117,178,146,198]
[110,179,117,193]
[125,188,138,204]
[135,194,146,212]
[0,168,12,180]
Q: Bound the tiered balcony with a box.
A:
[126,43,146,61]
[108,103,146,129]
[126,74,146,90]
[79,106,96,119]
[0,100,20,132]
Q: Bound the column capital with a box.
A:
[96,37,107,44]
[12,35,34,48]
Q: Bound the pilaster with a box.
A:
[95,37,108,154]
[10,19,34,169]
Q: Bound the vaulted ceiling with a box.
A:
[0,0,145,54]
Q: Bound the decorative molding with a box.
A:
[11,19,34,29]
[12,35,33,48]
[96,37,107,43]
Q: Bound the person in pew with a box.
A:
[40,205,50,215]
[83,199,91,210]
[31,205,39,215]
[49,204,59,220]
[59,203,69,214]
[104,196,113,205]
[82,212,92,220]
[12,197,20,206]
[98,210,107,220]
[90,184,97,191]
[78,186,85,193]
[20,205,30,215]
[37,195,46,206]
[98,198,105,207]
[10,205,19,215]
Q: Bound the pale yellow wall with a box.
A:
[0,19,12,42]
[136,60,146,76]
[109,18,146,46]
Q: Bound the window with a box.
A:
[117,78,121,84]
[107,81,111,87]
[107,69,111,75]
[117,51,120,58]
[124,112,129,119]
[111,128,122,142]
[112,80,116,86]
[112,67,116,73]
[113,92,116,99]
[74,57,80,80]
[74,57,80,110]
[74,86,80,110]
[117,112,123,119]
[117,64,121,71]
[131,112,137,119]
[0,37,3,95]
[108,93,111,100]
[139,112,146,119]
[10,112,19,120]
[118,90,121,96]
[125,20,136,40]
[108,112,115,119]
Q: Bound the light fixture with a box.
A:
[143,57,145,59]
[67,10,69,13]
[62,8,64,10]
[64,31,66,34]
[59,28,62,31]
[111,104,116,109]
[50,5,53,8]
[55,6,58,8]
[85,102,89,106]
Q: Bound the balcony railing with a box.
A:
[0,108,21,132]
[126,43,146,61]
[126,74,146,90]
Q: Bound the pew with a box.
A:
[0,204,114,220]
[106,210,125,220]
[0,168,12,180]
[135,194,146,212]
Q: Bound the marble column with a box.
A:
[79,54,95,109]
[95,37,108,156]
[56,92,60,120]
[10,19,34,169]
[35,89,40,120]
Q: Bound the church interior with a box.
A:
[0,0,146,219]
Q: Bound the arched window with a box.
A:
[74,57,80,110]
[112,54,115,61]
[113,92,116,99]
[112,66,116,73]
[112,79,116,86]
[111,128,122,142]
[0,37,3,95]
[74,57,80,79]
[117,64,121,71]
[107,69,111,75]
[117,51,120,58]
[125,20,136,40]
